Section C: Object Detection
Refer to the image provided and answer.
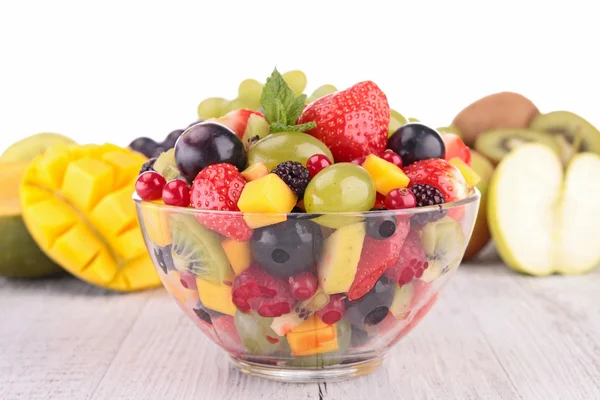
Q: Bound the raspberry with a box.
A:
[138,157,156,175]
[272,161,310,197]
[232,266,295,318]
[385,230,429,285]
[410,184,445,207]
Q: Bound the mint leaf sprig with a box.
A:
[260,68,316,133]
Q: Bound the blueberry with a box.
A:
[366,212,397,240]
[250,219,323,279]
[174,122,247,183]
[345,276,395,327]
[387,123,445,166]
[129,137,159,158]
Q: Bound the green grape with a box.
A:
[303,163,376,213]
[238,79,263,102]
[234,311,289,356]
[389,109,408,137]
[408,117,420,123]
[248,132,333,171]
[229,96,261,112]
[282,70,307,95]
[306,84,338,104]
[197,97,231,119]
[436,125,461,136]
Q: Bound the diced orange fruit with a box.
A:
[196,278,237,316]
[241,163,269,181]
[19,143,160,292]
[222,239,251,275]
[237,173,296,228]
[362,154,410,195]
[287,315,339,356]
[449,157,481,188]
[139,201,171,247]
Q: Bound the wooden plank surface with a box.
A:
[1,260,599,400]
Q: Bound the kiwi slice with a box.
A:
[0,132,75,162]
[153,148,185,181]
[474,128,562,164]
[529,111,600,161]
[420,216,465,282]
[167,214,233,283]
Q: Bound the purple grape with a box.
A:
[162,129,185,149]
[174,122,247,183]
[129,137,159,158]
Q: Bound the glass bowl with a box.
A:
[134,190,480,383]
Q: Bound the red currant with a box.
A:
[306,154,332,178]
[385,188,417,210]
[136,171,166,201]
[288,272,318,301]
[316,294,346,325]
[162,179,191,207]
[382,149,403,168]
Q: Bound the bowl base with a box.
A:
[229,354,384,383]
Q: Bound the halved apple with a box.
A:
[488,143,600,275]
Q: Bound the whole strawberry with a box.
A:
[191,163,253,241]
[403,158,469,203]
[297,81,390,162]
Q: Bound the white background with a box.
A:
[1,0,598,152]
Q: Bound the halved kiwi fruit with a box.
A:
[154,148,185,181]
[167,214,233,283]
[474,129,562,165]
[529,111,600,161]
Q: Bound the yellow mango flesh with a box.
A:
[237,173,297,228]
[241,163,269,182]
[196,278,237,316]
[449,157,481,188]
[19,143,160,291]
[362,154,409,195]
[221,239,251,275]
[287,316,339,356]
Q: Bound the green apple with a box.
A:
[488,143,600,275]
[463,150,495,260]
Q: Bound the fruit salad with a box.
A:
[133,68,480,371]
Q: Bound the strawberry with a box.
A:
[213,109,270,150]
[442,133,471,166]
[212,315,243,353]
[374,193,386,209]
[403,158,469,203]
[297,81,390,162]
[348,216,410,301]
[190,163,253,241]
[385,230,429,285]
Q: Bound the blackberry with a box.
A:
[411,184,445,207]
[272,161,311,197]
[138,157,157,175]
[410,184,446,227]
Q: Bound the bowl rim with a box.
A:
[133,187,481,217]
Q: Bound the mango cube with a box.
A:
[196,278,237,316]
[221,239,252,275]
[362,154,409,196]
[449,157,481,188]
[241,163,269,182]
[61,158,114,211]
[287,315,339,356]
[237,174,297,228]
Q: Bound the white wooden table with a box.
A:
[2,254,599,400]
